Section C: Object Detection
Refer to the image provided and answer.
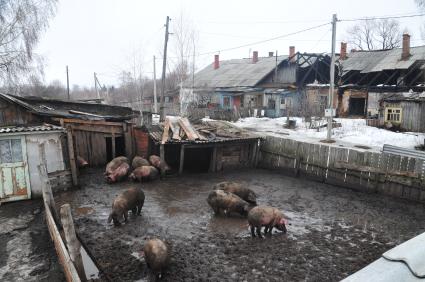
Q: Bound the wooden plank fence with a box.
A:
[259,136,425,202]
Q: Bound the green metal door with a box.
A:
[0,136,31,203]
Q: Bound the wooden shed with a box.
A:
[143,117,261,174]
[0,93,139,186]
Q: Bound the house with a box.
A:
[339,34,425,118]
[380,91,425,132]
[181,48,332,119]
[0,93,139,195]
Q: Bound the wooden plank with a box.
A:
[162,118,170,144]
[111,132,116,158]
[124,123,133,159]
[169,119,181,141]
[179,145,185,175]
[71,124,123,134]
[60,204,86,281]
[334,161,419,177]
[178,117,202,140]
[66,126,78,186]
[54,118,123,127]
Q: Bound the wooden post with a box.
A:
[179,145,185,175]
[111,132,116,159]
[38,164,58,220]
[123,123,133,160]
[66,126,78,186]
[210,146,217,172]
[60,204,87,281]
[160,144,165,162]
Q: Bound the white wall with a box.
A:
[25,132,65,197]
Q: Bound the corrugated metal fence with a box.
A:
[259,136,425,202]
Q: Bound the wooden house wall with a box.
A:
[383,101,425,132]
[73,130,108,167]
[0,99,41,126]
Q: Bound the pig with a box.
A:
[104,156,130,183]
[132,156,150,169]
[107,187,145,226]
[207,190,251,217]
[247,206,288,238]
[213,181,257,205]
[143,239,169,279]
[76,156,88,168]
[149,155,170,176]
[129,166,159,182]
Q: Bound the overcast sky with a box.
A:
[35,0,424,87]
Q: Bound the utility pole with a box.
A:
[326,14,337,142]
[66,65,70,100]
[153,56,158,113]
[94,72,100,99]
[160,16,170,121]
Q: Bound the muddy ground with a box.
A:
[0,200,64,281]
[55,168,425,282]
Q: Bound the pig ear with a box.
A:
[280,218,286,225]
[107,214,112,223]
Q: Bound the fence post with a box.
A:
[38,164,59,220]
[60,204,87,281]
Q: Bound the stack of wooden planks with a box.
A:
[161,117,207,144]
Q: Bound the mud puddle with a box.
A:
[55,168,425,281]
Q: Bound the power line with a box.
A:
[339,13,425,22]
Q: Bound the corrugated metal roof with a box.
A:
[189,55,289,88]
[342,232,425,281]
[341,46,425,74]
[0,124,64,134]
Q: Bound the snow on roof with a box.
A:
[0,124,64,134]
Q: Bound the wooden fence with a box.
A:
[259,136,425,202]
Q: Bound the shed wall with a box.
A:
[0,99,40,126]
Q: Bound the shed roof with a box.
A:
[0,93,138,121]
[187,55,289,88]
[383,91,425,102]
[0,124,64,134]
[341,46,425,74]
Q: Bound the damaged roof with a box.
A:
[0,124,64,134]
[186,55,289,88]
[341,45,425,74]
[0,93,138,121]
[383,91,425,102]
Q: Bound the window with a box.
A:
[223,96,230,108]
[385,107,402,123]
[280,98,285,104]
[0,139,23,164]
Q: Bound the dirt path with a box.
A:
[55,168,425,281]
[0,200,64,281]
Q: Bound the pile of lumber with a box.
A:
[160,117,257,144]
[161,117,207,144]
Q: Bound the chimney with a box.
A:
[268,51,274,57]
[340,42,347,60]
[402,33,410,60]
[289,46,295,62]
[252,51,258,63]
[214,54,219,69]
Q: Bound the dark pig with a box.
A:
[107,187,145,226]
[213,181,257,205]
[143,239,169,279]
[207,190,250,217]
[149,155,170,176]
[76,156,88,168]
[104,156,130,183]
[132,156,150,169]
[129,166,159,182]
[248,206,288,238]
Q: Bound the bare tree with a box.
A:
[347,19,401,50]
[416,0,425,40]
[0,0,57,86]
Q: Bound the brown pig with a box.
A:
[143,239,169,279]
[149,155,170,176]
[132,156,150,169]
[207,190,251,217]
[76,156,89,168]
[248,206,288,238]
[104,156,130,183]
[107,187,145,226]
[213,181,257,205]
[129,166,159,182]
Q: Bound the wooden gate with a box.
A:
[0,136,31,203]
